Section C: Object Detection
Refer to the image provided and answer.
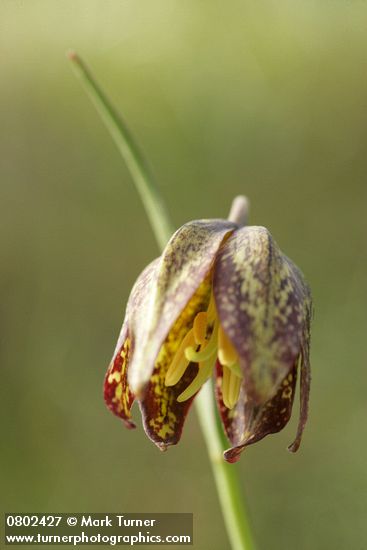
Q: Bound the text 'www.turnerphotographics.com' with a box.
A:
[4,513,193,546]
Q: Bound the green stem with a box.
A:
[196,382,256,550]
[68,52,256,550]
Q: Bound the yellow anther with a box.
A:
[177,356,214,402]
[165,330,195,387]
[193,311,208,345]
[218,326,238,367]
[185,322,218,363]
[222,365,242,409]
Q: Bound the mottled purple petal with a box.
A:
[104,259,160,428]
[128,219,237,394]
[217,363,298,463]
[214,226,312,405]
[138,275,212,449]
[104,321,135,428]
[139,363,199,450]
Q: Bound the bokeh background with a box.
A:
[1,1,367,549]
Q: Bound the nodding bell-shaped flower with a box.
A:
[104,206,312,463]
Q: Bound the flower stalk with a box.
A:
[69,51,256,550]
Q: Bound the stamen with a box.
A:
[164,290,243,406]
[206,291,217,324]
[185,322,218,362]
[193,311,208,345]
[218,326,238,367]
[177,356,215,402]
[222,365,241,409]
[165,330,196,386]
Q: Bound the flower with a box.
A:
[104,219,312,463]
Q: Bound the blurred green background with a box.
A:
[1,1,367,549]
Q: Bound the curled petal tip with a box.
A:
[223,445,246,463]
[122,419,136,430]
[287,441,300,453]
